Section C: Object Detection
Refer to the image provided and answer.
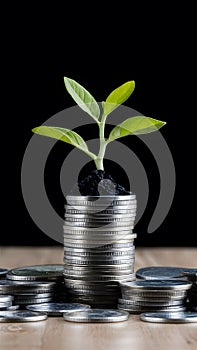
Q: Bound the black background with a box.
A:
[1,6,196,247]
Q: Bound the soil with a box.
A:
[70,170,131,196]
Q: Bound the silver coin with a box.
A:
[65,202,137,209]
[136,266,197,280]
[64,222,135,228]
[64,216,136,223]
[64,263,134,271]
[65,283,119,291]
[118,298,185,307]
[63,241,135,247]
[0,280,56,294]
[120,280,192,290]
[63,229,134,235]
[65,201,137,208]
[65,201,137,207]
[64,280,119,288]
[66,291,118,297]
[63,272,134,279]
[63,236,136,243]
[63,268,134,276]
[7,264,64,281]
[65,212,136,218]
[64,255,135,263]
[63,273,134,281]
[63,236,135,242]
[14,293,53,299]
[66,195,135,200]
[64,242,134,249]
[64,220,136,226]
[65,204,136,209]
[121,294,186,302]
[140,311,197,323]
[63,225,136,232]
[26,302,91,316]
[64,217,135,223]
[121,290,187,299]
[65,209,136,215]
[63,259,134,266]
[0,295,13,302]
[0,269,8,277]
[67,294,118,301]
[14,298,53,305]
[63,308,129,323]
[66,297,116,303]
[64,285,119,293]
[64,247,134,255]
[63,242,135,248]
[66,205,137,212]
[64,252,135,259]
[65,290,119,297]
[64,274,134,282]
[6,305,20,311]
[63,232,135,238]
[64,253,134,260]
[118,304,186,311]
[63,229,134,236]
[64,245,134,252]
[66,197,136,206]
[118,305,187,313]
[65,203,136,209]
[0,310,48,322]
[64,217,136,222]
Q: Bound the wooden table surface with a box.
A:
[0,246,196,350]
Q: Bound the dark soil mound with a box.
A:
[71,170,131,196]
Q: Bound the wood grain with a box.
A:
[0,247,196,350]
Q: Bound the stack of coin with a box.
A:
[183,272,197,311]
[64,195,137,308]
[118,280,192,313]
[6,264,67,306]
[0,280,57,308]
[136,266,197,311]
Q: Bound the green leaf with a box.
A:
[64,77,100,122]
[102,81,135,116]
[32,126,96,158]
[109,116,166,141]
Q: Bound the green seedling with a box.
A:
[32,78,166,170]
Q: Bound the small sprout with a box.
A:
[32,77,166,171]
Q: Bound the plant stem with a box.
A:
[94,118,108,170]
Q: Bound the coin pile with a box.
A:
[63,195,137,308]
[183,272,197,311]
[136,266,197,311]
[0,280,57,308]
[118,280,192,313]
[5,264,67,307]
